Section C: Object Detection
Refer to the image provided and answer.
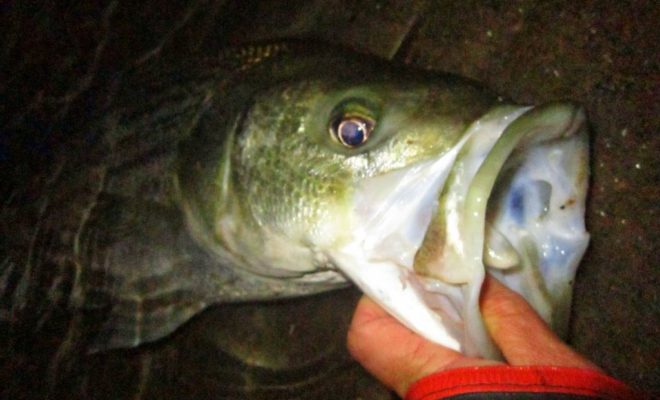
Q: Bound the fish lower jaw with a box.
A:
[329,244,463,351]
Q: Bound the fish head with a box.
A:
[179,63,495,279]
[178,45,589,358]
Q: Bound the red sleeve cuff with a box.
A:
[405,365,645,400]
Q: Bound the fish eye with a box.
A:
[330,115,374,148]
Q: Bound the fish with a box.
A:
[0,40,589,361]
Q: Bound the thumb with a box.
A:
[347,296,497,397]
[480,275,600,370]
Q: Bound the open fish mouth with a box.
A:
[329,102,590,358]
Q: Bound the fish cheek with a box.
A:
[236,125,355,256]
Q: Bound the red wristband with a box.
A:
[405,365,645,400]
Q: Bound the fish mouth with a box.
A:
[329,103,589,355]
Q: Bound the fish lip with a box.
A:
[413,102,588,284]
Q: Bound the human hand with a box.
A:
[347,275,600,397]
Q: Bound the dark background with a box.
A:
[1,1,658,398]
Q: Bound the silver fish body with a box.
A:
[0,41,589,359]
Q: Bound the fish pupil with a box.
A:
[337,118,368,147]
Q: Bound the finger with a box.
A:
[480,275,600,370]
[348,296,498,396]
